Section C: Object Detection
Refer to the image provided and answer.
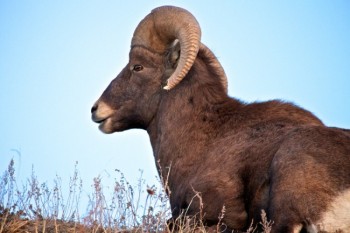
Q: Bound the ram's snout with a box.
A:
[91,101,115,133]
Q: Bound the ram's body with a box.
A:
[91,6,350,232]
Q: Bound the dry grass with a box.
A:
[0,159,273,233]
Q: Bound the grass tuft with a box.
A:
[1,159,275,232]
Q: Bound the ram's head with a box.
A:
[91,6,202,133]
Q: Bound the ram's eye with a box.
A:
[133,64,144,72]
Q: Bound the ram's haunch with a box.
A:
[91,6,350,233]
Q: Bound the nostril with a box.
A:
[91,104,98,114]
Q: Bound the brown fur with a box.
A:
[92,40,350,232]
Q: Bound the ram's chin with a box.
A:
[98,118,115,134]
[98,119,128,134]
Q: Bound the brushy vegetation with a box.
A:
[0,160,273,232]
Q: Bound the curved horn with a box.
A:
[200,43,228,93]
[131,6,201,90]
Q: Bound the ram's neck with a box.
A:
[146,54,242,186]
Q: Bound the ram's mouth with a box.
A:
[98,118,108,129]
[92,116,107,124]
[90,107,107,121]
[91,100,115,129]
[96,119,105,124]
[91,113,114,133]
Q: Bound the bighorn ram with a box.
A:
[91,6,350,233]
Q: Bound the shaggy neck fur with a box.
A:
[147,47,234,172]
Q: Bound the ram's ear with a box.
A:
[164,40,180,79]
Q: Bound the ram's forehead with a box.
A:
[129,45,164,65]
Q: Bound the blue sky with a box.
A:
[1,1,349,210]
